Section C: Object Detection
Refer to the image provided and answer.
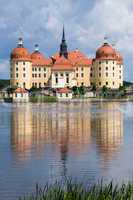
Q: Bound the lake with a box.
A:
[0,101,133,200]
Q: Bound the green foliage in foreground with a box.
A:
[30,95,57,103]
[20,180,133,200]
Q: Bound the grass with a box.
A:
[19,180,133,200]
[30,95,57,103]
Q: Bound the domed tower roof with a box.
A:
[10,37,31,61]
[115,51,123,64]
[31,44,51,66]
[96,42,117,60]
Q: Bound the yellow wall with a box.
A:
[90,60,123,89]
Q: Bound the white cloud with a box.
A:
[0,0,133,80]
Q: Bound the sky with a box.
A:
[0,0,133,81]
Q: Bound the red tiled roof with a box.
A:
[96,43,117,60]
[52,56,74,71]
[11,47,31,61]
[53,50,92,66]
[31,51,51,66]
[57,88,72,94]
[14,87,28,93]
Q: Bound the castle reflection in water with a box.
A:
[10,102,123,169]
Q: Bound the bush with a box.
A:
[30,95,57,103]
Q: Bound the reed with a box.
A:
[19,180,133,200]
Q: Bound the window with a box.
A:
[32,68,34,71]
[55,73,58,77]
[106,61,108,64]
[10,67,12,71]
[11,74,12,78]
[44,73,46,78]
[91,67,93,71]
[106,72,108,77]
[23,73,26,78]
[16,62,18,65]
[32,83,34,86]
[81,73,84,77]
[23,68,25,71]
[76,67,78,71]
[16,67,18,71]
[66,77,69,83]
[15,93,17,97]
[60,73,63,77]
[32,74,34,78]
[106,82,108,85]
[39,83,41,88]
[44,83,46,86]
[99,82,101,86]
[119,76,121,79]
[39,68,41,71]
[66,73,69,77]
[23,62,25,65]
[99,61,101,64]
[66,93,68,97]
[90,73,92,77]
[16,82,19,86]
[113,61,114,64]
[35,74,37,77]
[113,72,115,77]
[16,73,18,78]
[35,83,37,87]
[99,73,101,77]
[81,67,83,71]
[119,70,121,73]
[44,68,46,71]
[90,82,93,86]
[113,82,115,85]
[56,77,58,84]
[23,82,26,88]
[21,93,23,97]
[106,67,108,70]
[99,67,101,71]
[81,82,84,86]
[76,73,78,77]
[39,73,41,77]
[113,67,114,70]
[35,68,37,71]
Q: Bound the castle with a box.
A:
[10,28,123,90]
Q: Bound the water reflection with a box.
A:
[10,102,123,167]
[91,103,123,169]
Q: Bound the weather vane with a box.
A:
[104,35,109,43]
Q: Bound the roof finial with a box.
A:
[104,35,109,44]
[35,44,39,52]
[18,37,23,47]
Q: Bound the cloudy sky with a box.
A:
[0,0,133,81]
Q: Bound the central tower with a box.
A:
[59,26,68,59]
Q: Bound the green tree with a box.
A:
[6,86,17,93]
[119,85,126,96]
[79,86,85,95]
[72,86,79,95]
[91,84,97,96]
[101,85,108,97]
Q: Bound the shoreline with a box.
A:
[1,97,133,103]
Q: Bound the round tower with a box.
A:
[10,37,32,89]
[90,42,123,89]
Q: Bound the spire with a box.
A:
[62,25,65,41]
[59,26,68,59]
